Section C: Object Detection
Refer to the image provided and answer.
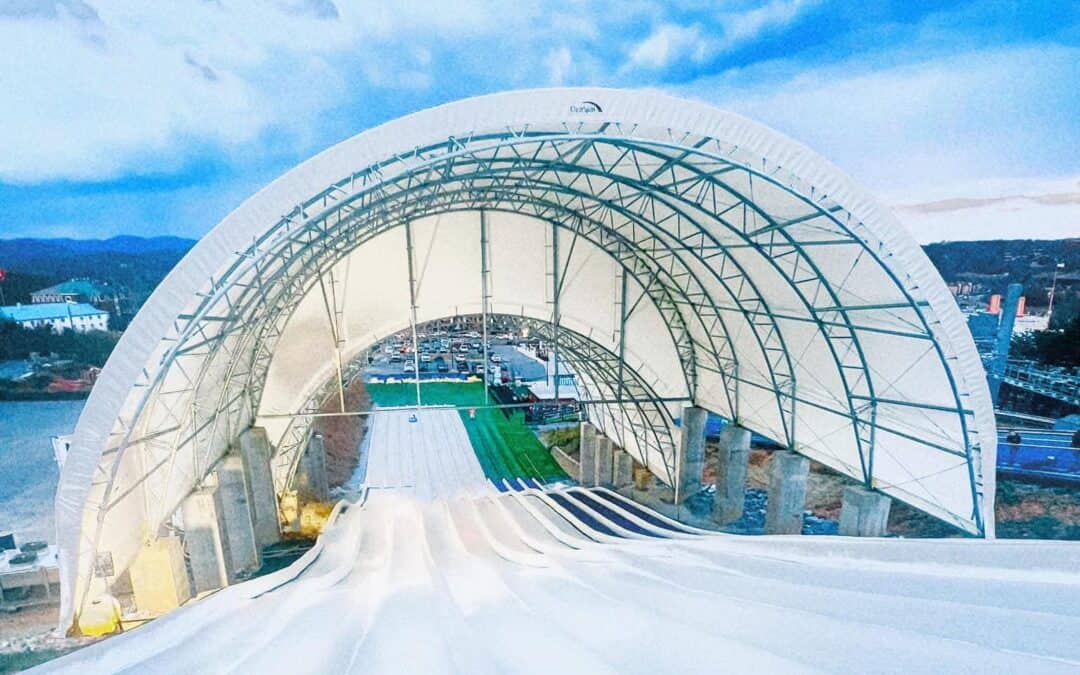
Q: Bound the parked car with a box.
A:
[403,361,415,373]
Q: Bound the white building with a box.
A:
[1013,313,1051,334]
[0,302,109,333]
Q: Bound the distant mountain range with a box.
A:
[0,234,1075,313]
[0,235,195,268]
[0,236,196,307]
[922,238,1079,305]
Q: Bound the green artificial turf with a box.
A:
[366,382,567,484]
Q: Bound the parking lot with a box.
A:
[365,333,548,384]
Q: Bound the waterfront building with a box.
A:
[0,302,109,333]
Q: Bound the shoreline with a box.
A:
[0,392,89,403]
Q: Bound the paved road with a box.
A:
[490,346,547,381]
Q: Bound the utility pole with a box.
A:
[1047,262,1065,324]
[404,221,422,410]
[480,210,491,405]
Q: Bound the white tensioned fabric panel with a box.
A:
[56,87,996,631]
[261,267,340,409]
[555,226,618,354]
[621,273,689,402]
[338,228,414,361]
[488,212,548,318]
[255,212,685,458]
[409,213,483,323]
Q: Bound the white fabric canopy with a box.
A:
[55,87,996,630]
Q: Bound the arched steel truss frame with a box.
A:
[82,128,989,608]
[270,314,681,495]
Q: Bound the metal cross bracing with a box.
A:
[518,317,678,486]
[86,127,988,574]
[378,136,976,519]
[247,197,715,492]
[236,194,729,494]
[269,354,370,497]
[269,314,679,494]
[138,193,713,508]
[103,155,954,540]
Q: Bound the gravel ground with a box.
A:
[0,605,96,673]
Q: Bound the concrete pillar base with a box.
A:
[764,450,809,534]
[239,426,281,549]
[613,450,634,489]
[713,424,751,525]
[578,423,597,486]
[296,433,330,502]
[128,536,191,616]
[594,436,614,487]
[215,454,261,575]
[838,485,891,537]
[181,487,229,594]
[675,406,707,502]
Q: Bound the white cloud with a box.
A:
[717,0,817,50]
[0,1,365,182]
[684,45,1080,189]
[626,0,817,72]
[2,0,1077,249]
[888,175,1080,243]
[673,43,1080,241]
[628,23,707,70]
[546,46,574,85]
[0,0,557,183]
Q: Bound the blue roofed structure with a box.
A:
[30,279,118,305]
[0,302,109,332]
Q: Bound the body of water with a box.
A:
[0,399,84,542]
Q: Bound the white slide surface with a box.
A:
[38,409,1080,674]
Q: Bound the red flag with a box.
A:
[0,268,6,282]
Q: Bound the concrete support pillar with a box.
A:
[613,450,634,489]
[215,454,261,575]
[128,536,191,616]
[713,424,751,525]
[594,436,614,487]
[675,406,707,502]
[296,433,330,502]
[578,423,597,486]
[838,485,891,537]
[181,487,229,594]
[764,450,809,534]
[239,426,281,549]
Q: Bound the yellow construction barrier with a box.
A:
[77,594,123,637]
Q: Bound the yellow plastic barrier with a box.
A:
[77,594,123,636]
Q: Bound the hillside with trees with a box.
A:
[0,236,195,306]
[923,238,1079,326]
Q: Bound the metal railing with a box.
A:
[1002,360,1080,406]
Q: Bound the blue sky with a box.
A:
[0,0,1077,242]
